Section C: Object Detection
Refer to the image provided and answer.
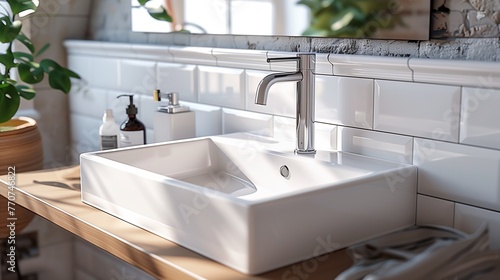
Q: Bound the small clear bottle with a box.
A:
[99,109,119,150]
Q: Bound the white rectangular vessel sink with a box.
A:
[80,133,417,275]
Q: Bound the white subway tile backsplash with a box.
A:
[170,46,217,66]
[409,58,500,89]
[69,88,107,118]
[273,118,337,150]
[131,44,172,62]
[315,54,333,75]
[455,203,500,249]
[67,55,93,83]
[460,87,500,150]
[138,95,157,129]
[146,128,154,144]
[339,127,413,164]
[223,108,273,136]
[119,59,157,93]
[100,42,135,59]
[374,81,461,142]
[65,41,109,57]
[246,70,296,117]
[274,116,295,142]
[180,101,222,137]
[415,138,500,212]
[70,114,101,154]
[330,54,413,82]
[212,48,269,70]
[316,75,374,129]
[416,195,454,227]
[198,66,245,109]
[315,123,337,151]
[87,57,120,89]
[68,54,120,89]
[157,63,197,102]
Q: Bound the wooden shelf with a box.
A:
[0,166,352,279]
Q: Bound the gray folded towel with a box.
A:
[336,224,500,280]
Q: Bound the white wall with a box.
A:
[65,41,500,252]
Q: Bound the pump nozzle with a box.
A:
[117,94,138,115]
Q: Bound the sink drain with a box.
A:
[280,165,290,178]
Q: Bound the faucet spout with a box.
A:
[255,72,303,105]
[254,53,316,154]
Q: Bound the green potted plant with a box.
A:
[0,0,83,233]
[0,0,80,124]
[1,0,81,173]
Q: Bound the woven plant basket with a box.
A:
[0,117,43,238]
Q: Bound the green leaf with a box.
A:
[18,62,44,84]
[0,84,20,123]
[138,0,172,22]
[40,59,81,90]
[6,0,38,15]
[297,0,322,13]
[301,26,330,37]
[0,16,22,43]
[147,7,172,22]
[48,70,71,94]
[61,68,81,79]
[16,85,36,100]
[0,52,17,69]
[354,0,387,15]
[39,59,61,72]
[16,32,35,54]
[40,59,81,76]
[13,51,34,62]
[0,76,17,85]
[35,43,50,57]
[330,9,360,31]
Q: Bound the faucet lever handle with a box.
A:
[266,56,300,63]
[153,89,179,106]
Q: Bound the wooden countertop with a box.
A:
[0,166,352,279]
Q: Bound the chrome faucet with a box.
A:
[255,53,316,154]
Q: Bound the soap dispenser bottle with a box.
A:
[117,94,146,147]
[153,89,195,142]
